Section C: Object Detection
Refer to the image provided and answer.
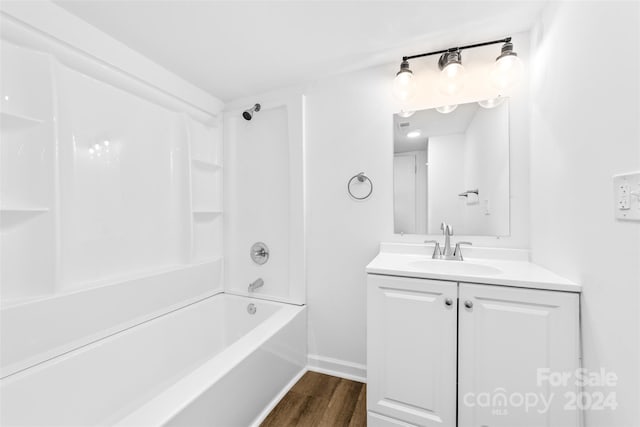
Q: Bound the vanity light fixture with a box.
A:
[406,130,422,138]
[393,37,521,101]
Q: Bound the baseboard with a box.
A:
[249,366,307,427]
[307,354,367,383]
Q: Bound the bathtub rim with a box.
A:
[113,296,305,427]
[224,289,306,307]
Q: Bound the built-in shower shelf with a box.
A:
[191,158,222,170]
[1,111,45,131]
[0,207,50,229]
[1,207,49,212]
[192,210,222,216]
[0,205,49,212]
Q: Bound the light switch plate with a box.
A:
[613,172,640,221]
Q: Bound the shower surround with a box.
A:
[0,3,306,425]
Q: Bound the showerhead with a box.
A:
[242,103,261,121]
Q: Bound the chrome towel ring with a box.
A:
[347,172,373,200]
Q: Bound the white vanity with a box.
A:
[366,243,582,427]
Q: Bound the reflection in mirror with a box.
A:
[393,99,510,236]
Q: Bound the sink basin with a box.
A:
[408,259,502,276]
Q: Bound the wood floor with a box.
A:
[261,371,366,427]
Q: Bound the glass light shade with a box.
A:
[436,104,458,114]
[398,109,415,118]
[393,70,416,101]
[478,97,506,109]
[491,54,523,90]
[439,63,465,95]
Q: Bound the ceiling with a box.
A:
[54,1,546,102]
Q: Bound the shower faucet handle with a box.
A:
[250,242,269,265]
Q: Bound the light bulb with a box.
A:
[491,42,523,90]
[407,130,421,138]
[438,51,466,96]
[436,104,458,114]
[478,97,506,109]
[393,60,416,101]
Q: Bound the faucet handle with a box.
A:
[453,241,472,260]
[424,240,442,259]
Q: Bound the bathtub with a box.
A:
[0,293,307,426]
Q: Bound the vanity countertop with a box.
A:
[366,243,581,293]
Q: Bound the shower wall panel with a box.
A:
[227,107,291,299]
[57,65,191,288]
[224,93,306,305]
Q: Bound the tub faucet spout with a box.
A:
[248,278,264,292]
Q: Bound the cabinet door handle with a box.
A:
[464,300,474,309]
[444,298,453,307]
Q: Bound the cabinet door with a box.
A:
[458,283,581,427]
[367,275,457,427]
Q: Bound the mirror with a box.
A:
[393,99,510,236]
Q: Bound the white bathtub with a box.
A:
[0,294,307,426]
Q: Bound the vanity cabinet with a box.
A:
[367,275,458,426]
[367,275,581,427]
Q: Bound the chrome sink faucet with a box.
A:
[425,222,472,261]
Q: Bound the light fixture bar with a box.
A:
[402,37,512,62]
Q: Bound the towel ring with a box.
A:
[347,172,373,200]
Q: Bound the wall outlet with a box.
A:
[613,172,640,221]
[617,183,630,210]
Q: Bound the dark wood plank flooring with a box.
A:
[261,371,366,427]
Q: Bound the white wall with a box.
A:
[305,67,393,379]
[530,2,640,425]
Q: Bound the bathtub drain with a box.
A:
[247,303,257,315]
